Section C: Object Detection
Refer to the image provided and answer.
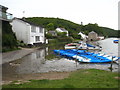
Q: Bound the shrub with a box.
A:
[2,21,18,52]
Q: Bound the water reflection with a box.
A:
[16,49,46,74]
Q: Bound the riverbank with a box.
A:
[2,47,41,64]
[2,69,119,88]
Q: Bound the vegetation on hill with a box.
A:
[26,17,119,38]
[100,27,118,37]
[2,21,18,52]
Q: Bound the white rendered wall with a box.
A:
[30,26,45,44]
[12,19,30,44]
[12,19,45,45]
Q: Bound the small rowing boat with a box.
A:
[64,43,80,49]
[113,40,119,43]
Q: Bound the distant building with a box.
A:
[0,5,13,21]
[48,31,57,36]
[11,18,45,45]
[78,32,88,40]
[98,36,105,40]
[56,28,69,36]
[88,31,98,41]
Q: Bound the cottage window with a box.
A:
[31,26,36,33]
[35,36,40,41]
[39,27,43,33]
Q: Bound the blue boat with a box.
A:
[86,44,95,48]
[113,40,119,43]
[53,49,120,63]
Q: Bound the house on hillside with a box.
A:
[48,31,57,36]
[78,32,88,40]
[11,18,45,45]
[56,28,69,36]
[88,31,98,41]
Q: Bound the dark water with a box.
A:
[2,38,119,82]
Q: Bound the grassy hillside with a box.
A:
[26,17,118,38]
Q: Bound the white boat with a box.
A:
[64,43,79,49]
[65,42,102,50]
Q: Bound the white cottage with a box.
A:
[78,32,88,40]
[11,18,45,45]
[56,28,69,36]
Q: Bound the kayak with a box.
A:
[53,49,120,63]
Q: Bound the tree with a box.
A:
[57,32,67,37]
[46,23,54,30]
[2,21,18,52]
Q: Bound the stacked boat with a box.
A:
[64,42,102,50]
[54,49,120,63]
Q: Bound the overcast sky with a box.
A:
[1,0,119,30]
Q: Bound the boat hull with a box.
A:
[113,40,119,43]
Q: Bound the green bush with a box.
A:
[2,21,18,52]
[57,32,67,37]
[57,37,74,43]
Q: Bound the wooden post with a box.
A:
[75,45,79,67]
[109,56,114,72]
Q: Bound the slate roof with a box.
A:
[57,28,68,32]
[14,17,42,27]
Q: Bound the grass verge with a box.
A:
[2,69,119,88]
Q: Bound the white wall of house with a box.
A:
[12,19,30,44]
[88,31,98,41]
[78,32,88,39]
[30,26,45,44]
[56,28,69,36]
[12,18,45,45]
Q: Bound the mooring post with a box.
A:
[110,56,114,72]
[75,46,79,67]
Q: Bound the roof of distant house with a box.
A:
[89,31,97,34]
[57,28,68,32]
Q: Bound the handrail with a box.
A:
[0,11,13,21]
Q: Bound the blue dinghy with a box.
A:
[113,40,119,43]
[53,49,120,63]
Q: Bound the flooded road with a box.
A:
[2,38,119,83]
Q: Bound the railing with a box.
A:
[0,11,13,21]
